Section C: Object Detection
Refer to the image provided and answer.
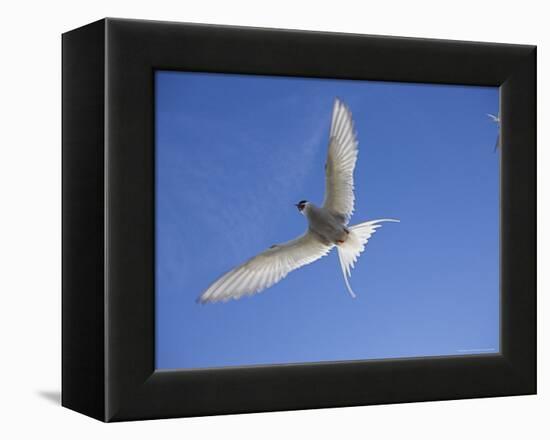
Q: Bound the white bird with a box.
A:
[487,113,500,151]
[198,98,398,304]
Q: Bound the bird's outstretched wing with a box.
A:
[322,98,359,224]
[487,113,500,123]
[198,232,333,303]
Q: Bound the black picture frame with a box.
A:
[62,18,536,422]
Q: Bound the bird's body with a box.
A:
[198,98,398,304]
[302,203,349,245]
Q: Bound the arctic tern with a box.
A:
[487,113,500,151]
[198,98,398,303]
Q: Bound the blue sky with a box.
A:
[155,71,500,370]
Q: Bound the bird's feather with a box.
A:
[336,219,399,298]
[323,98,359,224]
[198,232,333,303]
[487,113,500,123]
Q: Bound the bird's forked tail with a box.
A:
[336,219,399,298]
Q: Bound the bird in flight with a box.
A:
[487,113,500,151]
[198,98,398,304]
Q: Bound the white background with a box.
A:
[0,0,546,438]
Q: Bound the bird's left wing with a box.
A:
[487,113,500,123]
[322,98,359,224]
[198,232,333,303]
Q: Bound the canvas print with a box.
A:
[155,71,500,370]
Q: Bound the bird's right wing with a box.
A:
[322,98,359,224]
[198,232,333,303]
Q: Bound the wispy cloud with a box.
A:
[158,96,332,267]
